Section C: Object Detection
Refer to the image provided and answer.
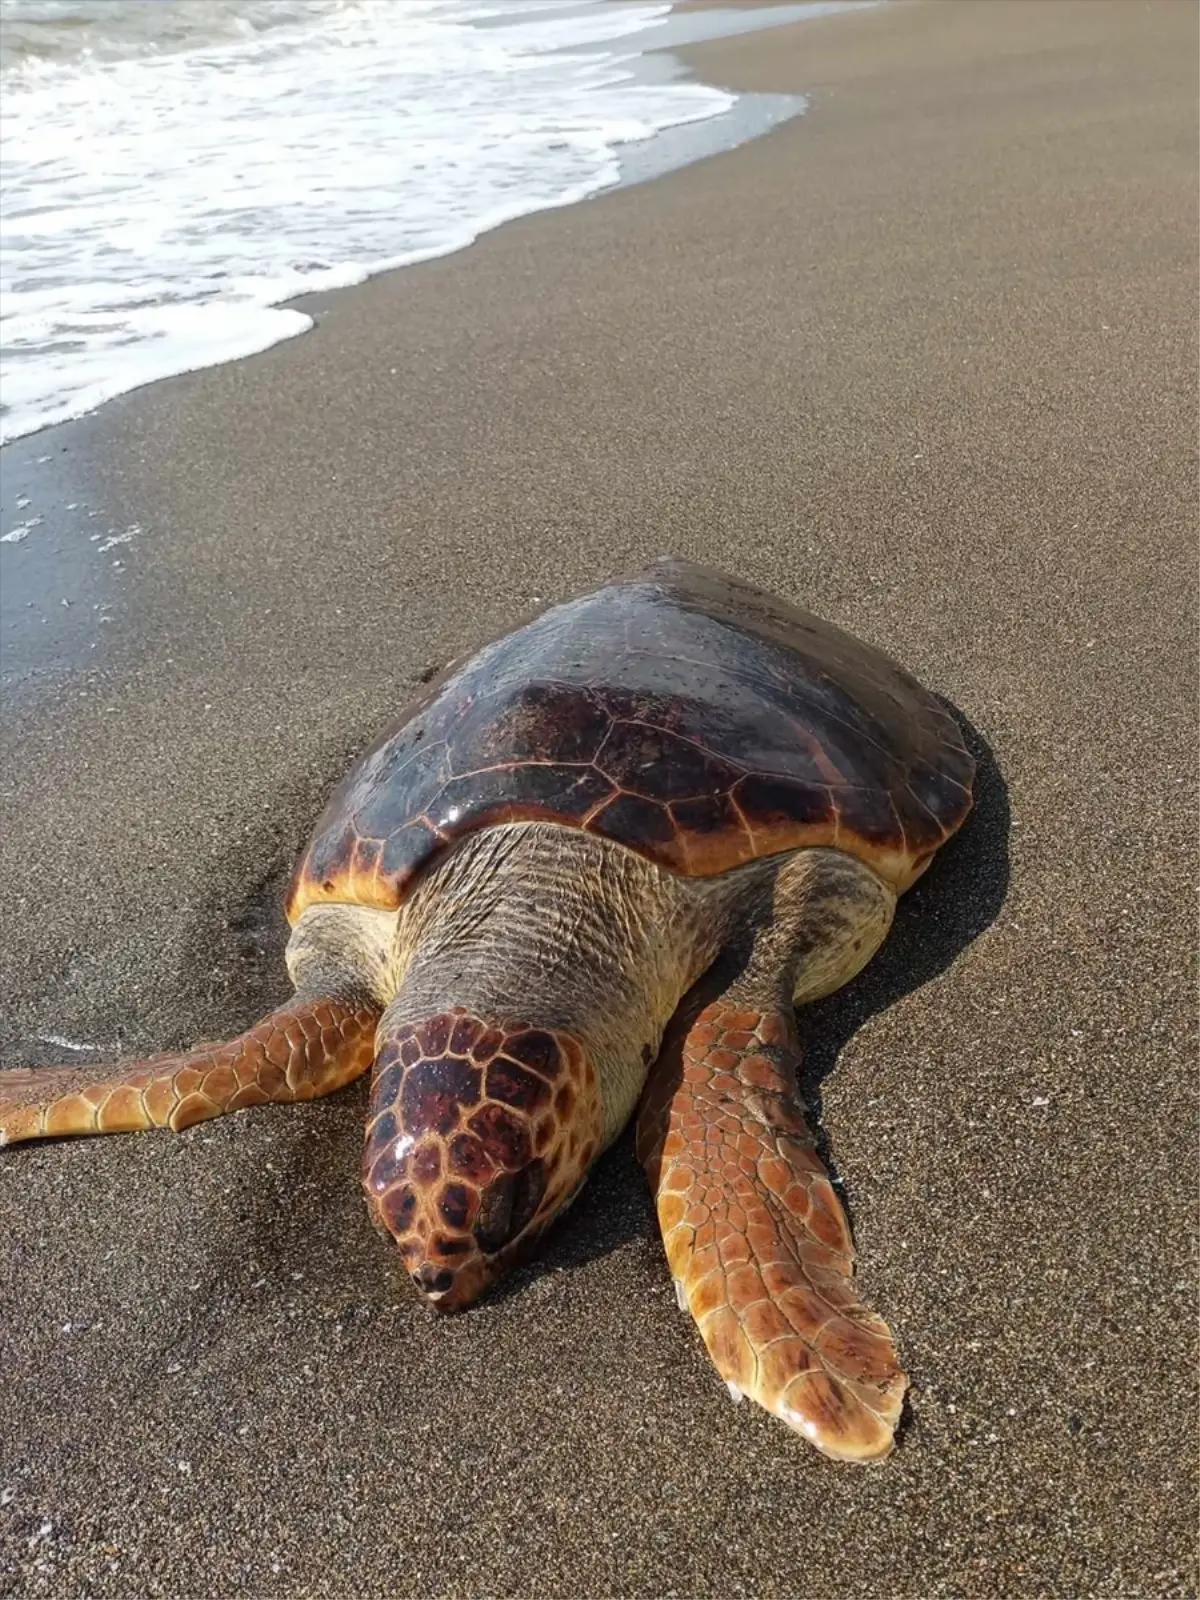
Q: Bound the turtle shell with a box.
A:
[287,559,973,922]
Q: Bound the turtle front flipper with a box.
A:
[637,998,905,1463]
[0,996,379,1147]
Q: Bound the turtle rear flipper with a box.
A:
[0,996,378,1146]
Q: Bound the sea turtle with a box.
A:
[1,558,973,1464]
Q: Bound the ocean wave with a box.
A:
[0,0,749,442]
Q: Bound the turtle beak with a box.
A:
[409,1248,492,1312]
[362,1160,497,1310]
[398,1158,552,1311]
[408,1251,491,1312]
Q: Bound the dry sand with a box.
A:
[1,2,1196,1596]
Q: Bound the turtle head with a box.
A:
[361,1009,603,1311]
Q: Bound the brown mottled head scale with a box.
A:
[287,559,973,924]
[362,1009,602,1307]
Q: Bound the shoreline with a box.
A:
[1,2,1196,1597]
[0,1,877,455]
[0,0,862,704]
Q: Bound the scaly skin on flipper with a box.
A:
[637,1000,906,1464]
[0,998,379,1146]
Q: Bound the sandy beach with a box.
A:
[1,1,1196,1595]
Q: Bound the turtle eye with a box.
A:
[474,1159,547,1255]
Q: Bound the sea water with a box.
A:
[0,0,861,444]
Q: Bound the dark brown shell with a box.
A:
[287,559,973,922]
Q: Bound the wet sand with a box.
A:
[1,2,1196,1596]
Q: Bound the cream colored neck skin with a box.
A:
[384,822,730,1145]
[286,829,899,1140]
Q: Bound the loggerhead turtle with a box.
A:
[0,559,973,1464]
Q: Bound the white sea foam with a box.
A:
[35,1033,103,1052]
[0,0,751,443]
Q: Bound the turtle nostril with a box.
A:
[412,1264,453,1296]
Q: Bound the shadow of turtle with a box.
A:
[799,708,1011,1176]
[507,707,1011,1292]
